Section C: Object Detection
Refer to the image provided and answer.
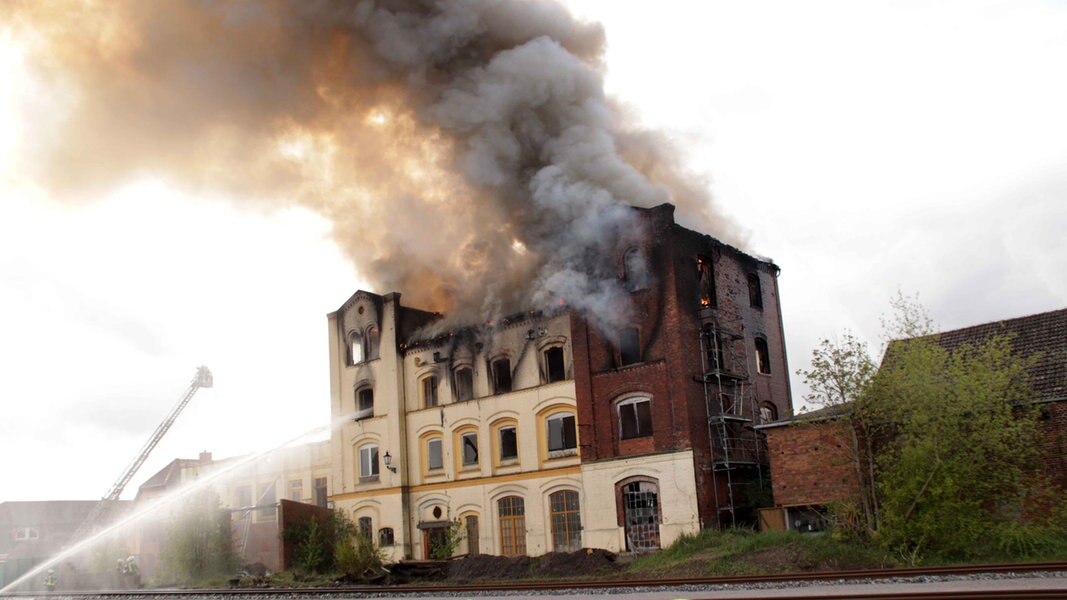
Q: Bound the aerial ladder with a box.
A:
[72,366,213,541]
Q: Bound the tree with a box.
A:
[797,331,881,535]
[283,511,383,577]
[158,490,237,585]
[871,328,1041,560]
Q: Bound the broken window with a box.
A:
[618,396,653,439]
[355,387,374,419]
[499,426,518,461]
[492,357,512,394]
[547,412,577,453]
[461,432,479,466]
[618,328,641,366]
[747,273,763,309]
[759,402,778,423]
[755,337,771,374]
[379,527,395,546]
[697,255,716,308]
[454,366,474,401]
[421,375,438,408]
[544,346,566,383]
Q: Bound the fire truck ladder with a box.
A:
[72,366,214,541]
[700,322,764,528]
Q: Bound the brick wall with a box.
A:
[765,420,862,507]
[1038,400,1067,490]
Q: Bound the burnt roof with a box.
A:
[893,307,1067,402]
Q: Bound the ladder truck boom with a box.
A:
[72,366,212,540]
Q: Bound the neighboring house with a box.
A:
[130,443,331,581]
[759,307,1067,530]
[0,500,130,590]
[328,203,793,559]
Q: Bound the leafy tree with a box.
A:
[797,331,880,535]
[283,511,382,576]
[428,518,465,559]
[158,490,237,585]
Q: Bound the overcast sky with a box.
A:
[1,0,1065,503]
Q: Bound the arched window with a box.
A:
[549,490,582,551]
[746,273,763,309]
[454,366,474,401]
[755,337,771,374]
[355,386,373,420]
[425,436,443,472]
[359,444,379,480]
[617,396,653,439]
[619,479,661,550]
[543,346,566,383]
[358,516,372,541]
[364,325,380,360]
[491,357,512,394]
[623,247,648,291]
[498,496,526,556]
[348,331,363,365]
[421,374,439,408]
[465,515,480,556]
[759,402,778,423]
[546,412,577,454]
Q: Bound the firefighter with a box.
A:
[43,569,56,592]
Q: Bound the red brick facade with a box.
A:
[764,420,862,507]
[571,204,793,527]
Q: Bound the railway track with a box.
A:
[3,561,1063,598]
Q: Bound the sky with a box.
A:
[1,0,1065,503]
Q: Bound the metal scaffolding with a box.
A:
[700,319,765,528]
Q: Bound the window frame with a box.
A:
[421,374,439,408]
[426,437,444,472]
[348,330,363,365]
[618,327,641,367]
[497,496,527,557]
[378,527,395,546]
[623,247,648,292]
[355,386,374,420]
[617,395,653,440]
[548,489,582,552]
[359,444,380,481]
[543,345,566,383]
[546,412,577,455]
[454,366,474,401]
[746,272,763,309]
[755,337,771,375]
[491,357,512,394]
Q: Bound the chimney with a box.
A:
[198,450,213,465]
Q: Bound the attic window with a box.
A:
[349,331,363,365]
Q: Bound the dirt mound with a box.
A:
[447,549,619,581]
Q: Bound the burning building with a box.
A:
[327,203,792,559]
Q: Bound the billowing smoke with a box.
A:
[7,0,744,331]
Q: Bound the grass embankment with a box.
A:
[626,529,891,578]
[624,527,1067,579]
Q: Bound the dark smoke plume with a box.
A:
[7,0,745,331]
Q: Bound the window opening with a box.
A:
[492,358,512,394]
[365,325,379,360]
[544,346,566,383]
[355,387,373,419]
[461,432,479,466]
[455,367,474,401]
[549,490,582,552]
[622,481,661,551]
[236,485,252,509]
[747,273,763,309]
[379,527,394,546]
[465,515,480,556]
[623,247,649,291]
[257,482,277,521]
[427,438,443,471]
[498,496,527,556]
[422,375,439,408]
[359,444,379,479]
[697,255,716,308]
[313,477,328,507]
[618,396,653,439]
[759,402,778,423]
[288,479,303,502]
[349,331,363,364]
[358,516,372,541]
[499,426,518,461]
[547,413,577,453]
[755,338,771,374]
[619,328,640,366]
